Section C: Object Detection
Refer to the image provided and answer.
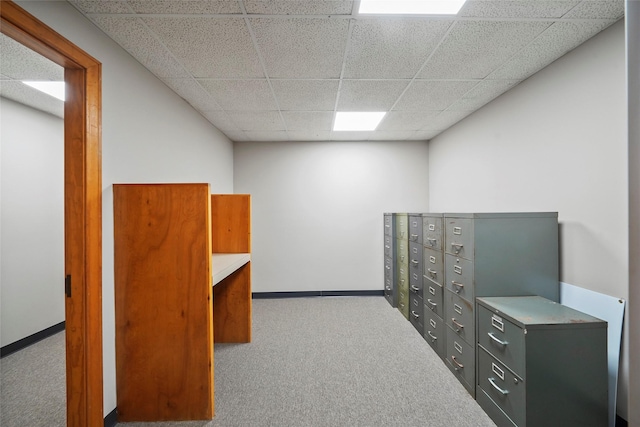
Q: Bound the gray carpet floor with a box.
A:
[1,296,496,427]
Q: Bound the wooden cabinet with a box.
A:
[113,184,251,422]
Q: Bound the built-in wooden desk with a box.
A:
[113,185,251,422]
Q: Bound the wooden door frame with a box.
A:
[1,2,103,426]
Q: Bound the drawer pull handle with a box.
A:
[451,355,464,370]
[410,233,418,240]
[451,243,463,253]
[385,286,391,291]
[427,331,437,341]
[452,318,464,331]
[427,268,437,277]
[426,298,437,309]
[385,265,391,270]
[411,260,419,266]
[410,285,420,293]
[488,377,509,395]
[384,245,390,249]
[451,281,464,293]
[411,310,420,319]
[399,303,405,309]
[488,332,508,346]
[400,279,405,284]
[427,238,437,246]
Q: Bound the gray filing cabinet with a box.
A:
[443,212,559,396]
[408,214,424,335]
[383,214,397,307]
[476,296,607,427]
[396,214,409,319]
[422,213,445,358]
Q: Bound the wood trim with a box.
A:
[1,2,103,426]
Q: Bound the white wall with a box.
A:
[428,20,628,418]
[16,1,235,415]
[234,140,429,293]
[0,98,64,346]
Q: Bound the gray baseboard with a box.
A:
[252,290,383,299]
[0,321,65,358]
[104,408,117,427]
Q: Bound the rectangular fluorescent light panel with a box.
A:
[358,0,467,15]
[333,112,386,131]
[22,81,65,101]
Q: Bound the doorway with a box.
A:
[0,2,103,426]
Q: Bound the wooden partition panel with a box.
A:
[214,263,252,343]
[113,184,214,421]
[211,194,251,253]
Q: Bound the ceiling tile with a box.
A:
[249,18,350,78]
[368,131,416,141]
[281,111,334,130]
[244,0,354,15]
[226,111,285,131]
[222,130,250,141]
[243,130,290,141]
[128,1,242,14]
[143,17,264,78]
[68,0,133,14]
[0,81,64,118]
[202,110,239,131]
[393,80,478,111]
[199,79,278,110]
[418,20,552,79]
[331,131,372,141]
[448,79,519,111]
[562,1,624,19]
[163,78,222,111]
[343,19,453,79]
[459,1,580,18]
[288,130,332,141]
[488,20,613,80]
[420,110,473,130]
[270,79,339,110]
[0,33,63,80]
[337,80,410,111]
[410,130,442,140]
[91,16,190,78]
[377,111,441,131]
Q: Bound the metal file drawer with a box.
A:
[445,327,475,395]
[397,239,408,266]
[409,214,423,244]
[423,215,443,251]
[384,234,393,258]
[409,293,424,333]
[398,290,409,319]
[384,256,393,280]
[478,347,525,427]
[396,214,408,241]
[409,241,423,276]
[444,254,474,302]
[423,278,443,319]
[423,247,444,286]
[444,217,474,259]
[409,270,423,299]
[444,289,474,344]
[424,310,444,358]
[384,214,393,236]
[477,303,525,377]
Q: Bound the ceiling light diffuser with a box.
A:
[333,112,386,131]
[22,81,65,101]
[358,0,468,15]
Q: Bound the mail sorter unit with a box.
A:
[442,212,559,397]
[383,213,409,319]
[422,213,446,359]
[476,296,607,427]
